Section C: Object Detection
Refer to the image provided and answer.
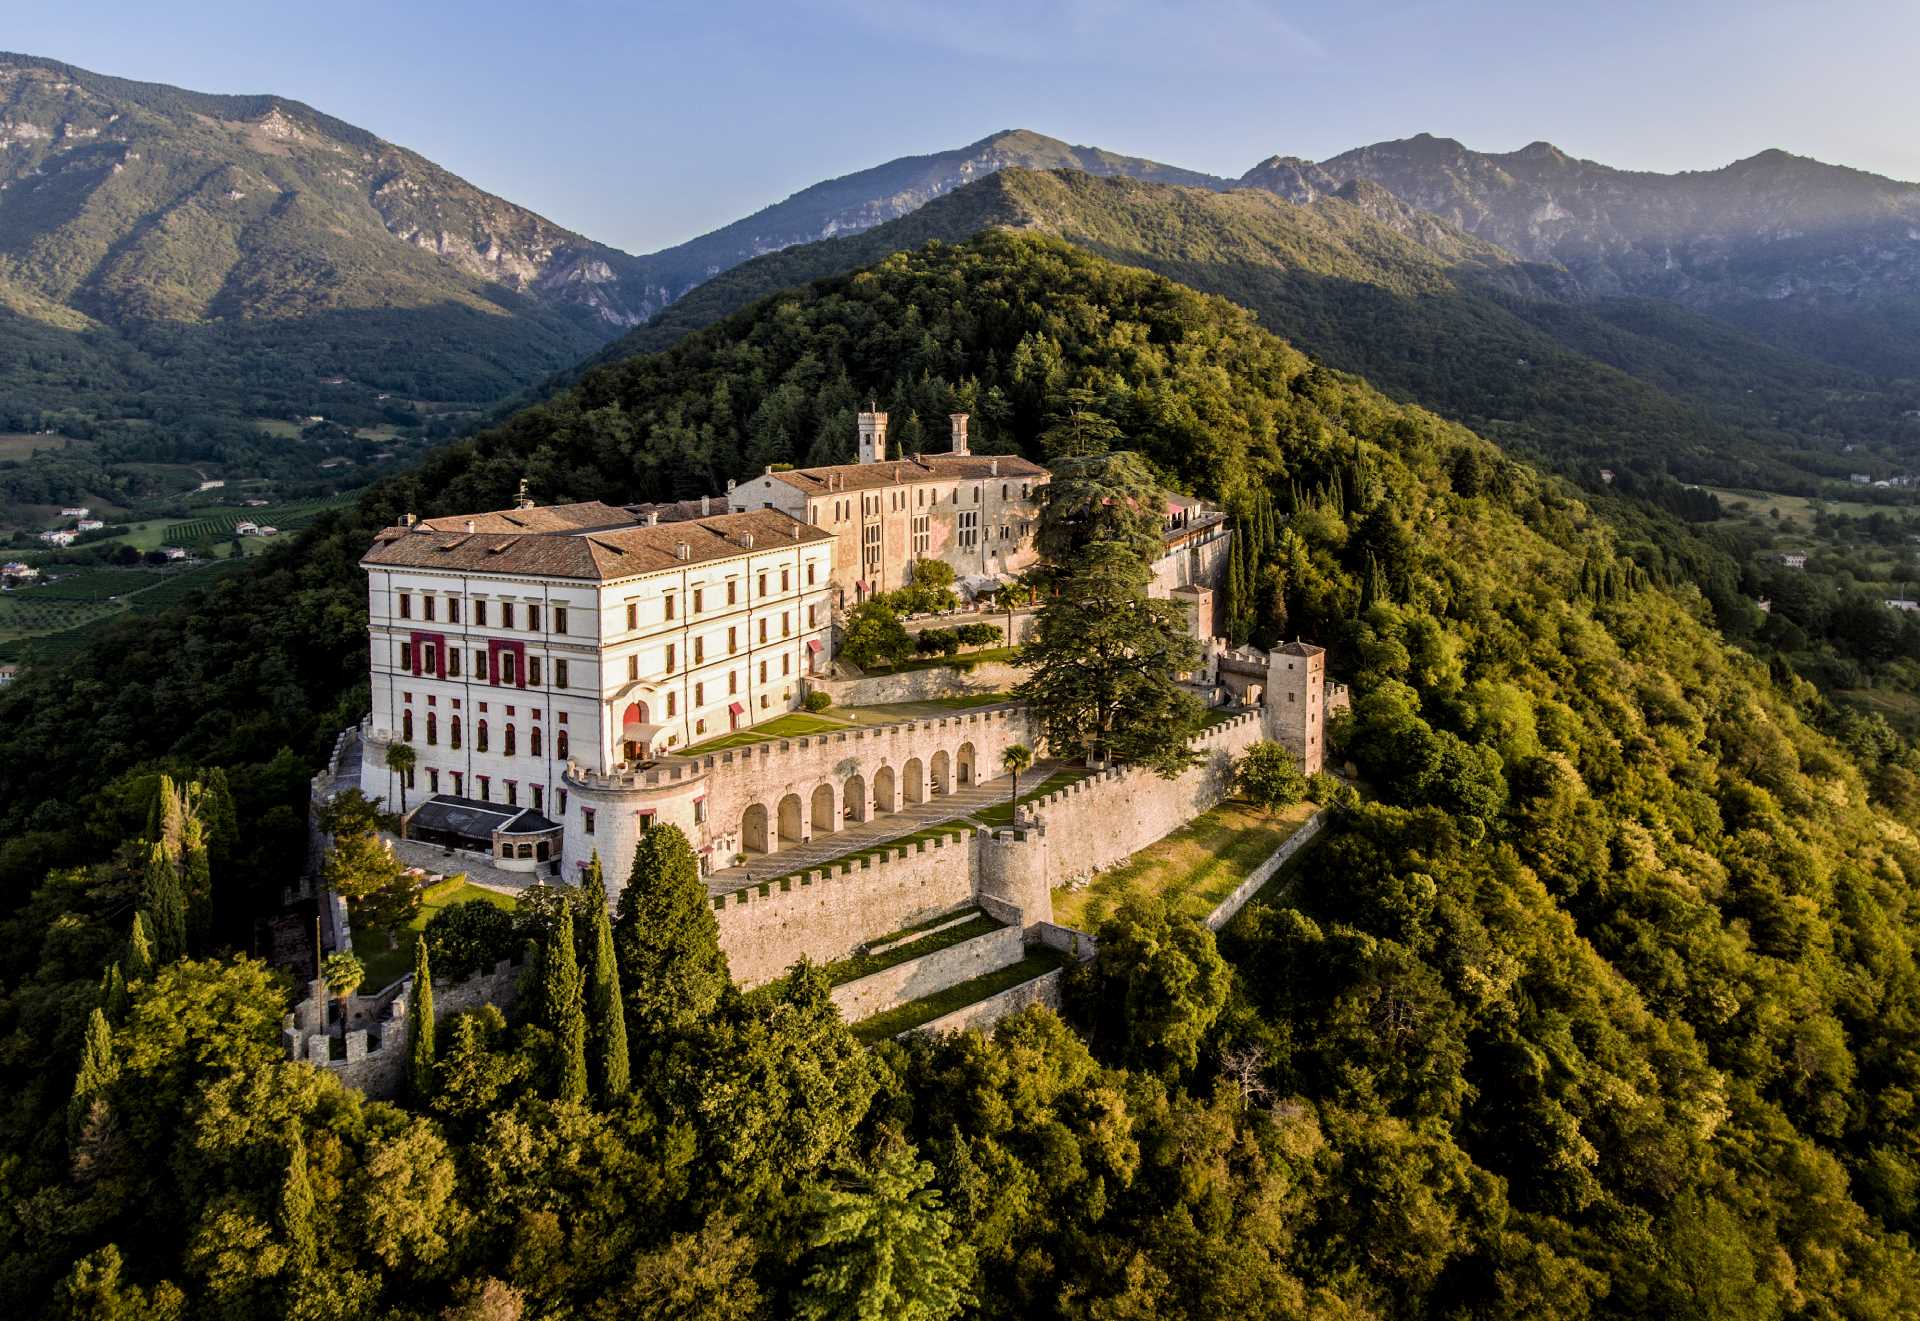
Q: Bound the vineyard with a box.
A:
[163,495,355,546]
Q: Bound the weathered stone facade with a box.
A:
[283,958,523,1099]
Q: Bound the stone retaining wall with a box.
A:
[829,924,1024,1021]
[804,660,1029,708]
[1203,809,1330,931]
[904,966,1066,1038]
[715,829,979,986]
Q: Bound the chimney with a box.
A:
[644,510,660,526]
[675,542,690,560]
[857,405,889,464]
[701,494,711,516]
[726,478,736,493]
[949,412,970,456]
[513,477,535,510]
[401,512,416,528]
[741,531,755,550]
[464,519,475,534]
[990,459,999,477]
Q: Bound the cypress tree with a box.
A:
[581,854,631,1100]
[408,936,436,1102]
[615,825,730,1036]
[182,823,212,954]
[544,909,587,1103]
[280,1130,317,1269]
[97,963,128,1021]
[125,912,154,981]
[69,1007,116,1142]
[141,842,186,963]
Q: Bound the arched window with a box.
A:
[402,709,413,741]
[504,724,517,757]
[532,727,543,756]
[450,716,462,750]
[557,730,569,761]
[425,712,436,745]
[477,720,489,753]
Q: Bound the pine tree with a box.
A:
[69,1007,116,1143]
[140,844,186,963]
[544,909,588,1103]
[280,1130,318,1269]
[408,935,436,1102]
[581,854,630,1100]
[615,826,730,1037]
[125,912,154,981]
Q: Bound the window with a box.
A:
[528,656,541,686]
[759,660,768,682]
[398,593,412,619]
[477,720,489,752]
[695,681,705,705]
[474,648,485,676]
[423,596,435,622]
[958,510,979,548]
[477,776,489,802]
[665,594,676,621]
[554,605,567,633]
[403,709,414,741]
[530,604,543,631]
[500,651,517,685]
[626,602,637,630]
[781,567,790,592]
[451,771,463,795]
[449,649,461,678]
[429,768,440,793]
[694,798,706,825]
[727,580,738,606]
[532,785,543,812]
[862,522,881,573]
[639,811,655,834]
[807,561,816,585]
[449,598,460,623]
[665,643,676,673]
[693,587,704,613]
[809,603,820,628]
[451,716,462,749]
[728,626,738,654]
[974,485,981,503]
[557,730,569,760]
[505,724,517,756]
[558,788,567,815]
[555,659,569,689]
[506,602,520,629]
[628,655,638,682]
[759,618,768,643]
[757,571,769,597]
[782,653,790,676]
[666,691,677,717]
[728,670,737,694]
[475,600,487,626]
[912,515,929,555]
[506,780,518,807]
[1002,483,1009,500]
[399,641,413,670]
[531,726,543,756]
[694,637,704,664]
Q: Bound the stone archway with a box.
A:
[930,750,951,795]
[902,756,925,805]
[742,803,771,854]
[810,782,837,835]
[843,773,867,824]
[956,742,976,787]
[872,764,897,814]
[777,793,805,844]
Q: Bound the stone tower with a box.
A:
[948,412,970,455]
[857,407,889,464]
[1265,640,1326,774]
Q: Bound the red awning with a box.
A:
[857,580,868,591]
[728,702,744,715]
[806,639,822,653]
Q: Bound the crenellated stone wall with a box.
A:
[828,924,1025,1021]
[283,958,523,1098]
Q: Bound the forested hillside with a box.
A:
[3,232,1919,1315]
[588,169,1918,492]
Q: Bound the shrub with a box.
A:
[802,690,832,713]
[424,900,517,981]
[956,622,1003,648]
[841,602,913,670]
[915,628,961,657]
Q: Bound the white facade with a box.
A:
[358,502,834,879]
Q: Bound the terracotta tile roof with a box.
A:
[761,454,1047,495]
[363,508,830,581]
[1277,640,1325,657]
[413,501,637,534]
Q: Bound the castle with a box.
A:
[357,407,1285,896]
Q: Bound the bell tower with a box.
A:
[857,405,889,464]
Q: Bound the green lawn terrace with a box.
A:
[1051,798,1320,932]
[679,694,1011,756]
[350,873,516,990]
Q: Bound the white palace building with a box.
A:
[358,408,1233,882]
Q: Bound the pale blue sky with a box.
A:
[10,1,1918,254]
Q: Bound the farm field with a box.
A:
[0,434,69,460]
[1705,485,1907,527]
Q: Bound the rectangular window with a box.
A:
[627,655,639,682]
[452,771,463,796]
[477,775,490,802]
[728,670,737,694]
[583,807,595,835]
[694,797,706,825]
[958,510,979,548]
[666,691,676,717]
[398,593,412,619]
[532,785,543,812]
[429,768,440,793]
[694,637,704,664]
[399,641,413,670]
[501,601,514,629]
[809,603,820,628]
[782,611,790,637]
[423,596,435,622]
[807,561,816,585]
[912,515,929,555]
[528,657,542,686]
[695,718,705,734]
[781,568,790,592]
[693,587,704,613]
[449,598,461,624]
[528,604,541,632]
[506,781,518,807]
[556,659,569,689]
[449,649,461,678]
[665,594,676,620]
[559,788,567,815]
[728,626,738,654]
[626,602,637,630]
[665,643,676,672]
[727,580,738,606]
[474,648,486,676]
[759,660,768,682]
[475,600,487,626]
[554,605,567,634]
[758,572,768,598]
[695,681,705,705]
[759,618,768,643]
[782,653,790,676]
